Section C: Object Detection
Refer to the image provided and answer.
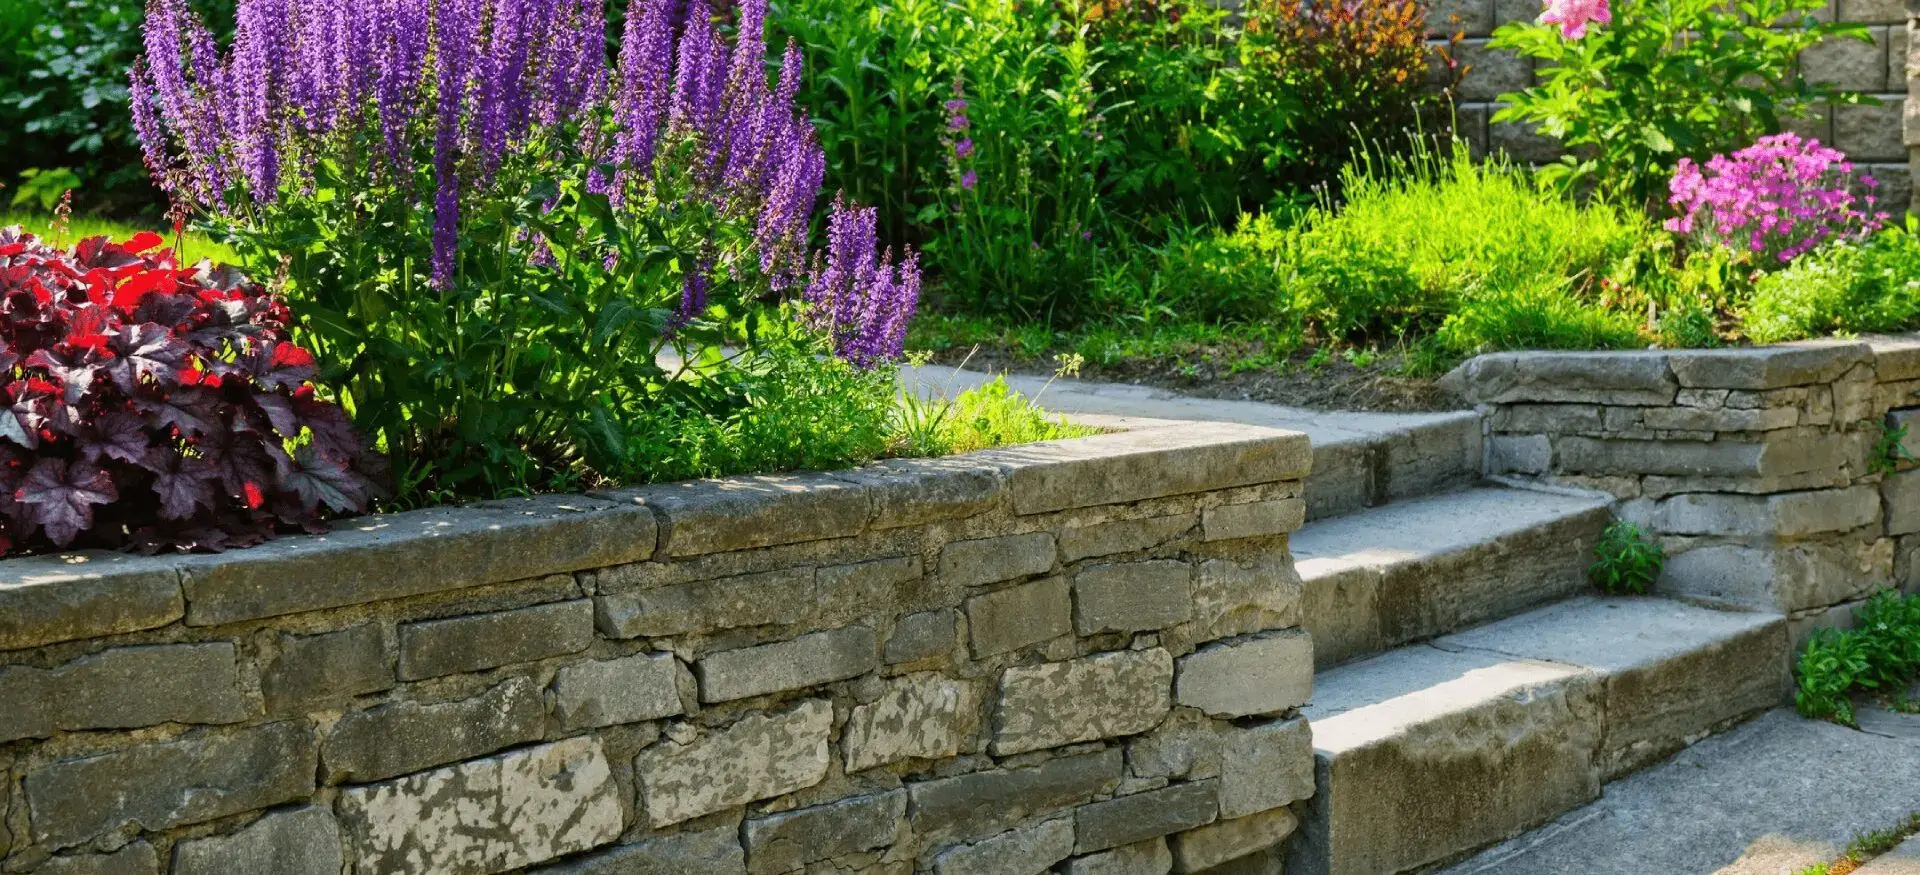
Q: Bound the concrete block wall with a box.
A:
[1443,337,1920,643]
[0,419,1317,875]
[1435,0,1915,212]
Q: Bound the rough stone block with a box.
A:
[552,652,683,730]
[1556,433,1856,479]
[1074,561,1195,635]
[1489,403,1603,433]
[1489,435,1551,475]
[1638,406,1800,433]
[1430,0,1493,34]
[1804,30,1891,91]
[1668,343,1874,390]
[172,807,342,875]
[1836,98,1907,162]
[635,699,833,827]
[337,736,623,875]
[816,555,923,607]
[1171,809,1299,873]
[1440,352,1676,406]
[1202,500,1305,543]
[1176,633,1313,719]
[831,456,1004,530]
[263,623,393,713]
[1664,537,1892,613]
[0,642,255,743]
[697,626,877,703]
[966,577,1072,657]
[1062,514,1196,562]
[844,672,983,772]
[1075,782,1220,854]
[1063,840,1174,875]
[1887,468,1920,535]
[1654,486,1882,539]
[612,473,870,558]
[594,567,812,639]
[1451,39,1531,101]
[936,819,1075,875]
[1489,115,1563,163]
[25,721,317,848]
[941,533,1057,587]
[1837,0,1904,22]
[182,495,655,625]
[981,424,1312,515]
[908,748,1124,843]
[994,648,1174,756]
[745,791,905,875]
[528,827,744,874]
[1191,557,1302,644]
[399,599,595,681]
[35,843,159,875]
[0,554,182,650]
[886,609,959,664]
[1218,718,1315,818]
[322,677,545,784]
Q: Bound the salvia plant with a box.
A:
[129,0,921,500]
[1666,133,1886,265]
[0,227,382,554]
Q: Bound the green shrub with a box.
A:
[894,374,1097,457]
[1588,521,1665,595]
[1490,0,1865,209]
[1796,589,1920,725]
[1745,227,1920,344]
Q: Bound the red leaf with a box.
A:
[241,341,317,390]
[16,458,116,546]
[122,232,165,255]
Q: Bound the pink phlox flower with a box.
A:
[1666,132,1882,264]
[1540,0,1610,39]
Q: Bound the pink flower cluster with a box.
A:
[1665,133,1886,264]
[1540,0,1610,39]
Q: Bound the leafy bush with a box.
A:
[1492,0,1865,208]
[1667,134,1885,265]
[134,0,920,503]
[1587,520,1664,594]
[0,226,380,554]
[1745,226,1920,344]
[1238,0,1434,195]
[1796,589,1920,725]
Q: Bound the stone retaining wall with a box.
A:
[1434,0,1915,212]
[0,419,1316,875]
[1443,337,1920,638]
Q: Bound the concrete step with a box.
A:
[896,365,1485,520]
[1287,597,1790,875]
[1290,487,1614,669]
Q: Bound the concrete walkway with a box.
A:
[1438,707,1920,875]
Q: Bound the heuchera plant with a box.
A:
[0,226,381,554]
[129,0,920,500]
[1666,133,1886,264]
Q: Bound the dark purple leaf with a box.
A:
[146,450,218,520]
[275,444,367,513]
[82,412,150,465]
[105,324,188,392]
[137,388,220,437]
[239,342,317,391]
[16,458,116,546]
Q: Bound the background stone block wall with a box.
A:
[0,418,1316,875]
[1435,0,1916,212]
[1444,337,1920,641]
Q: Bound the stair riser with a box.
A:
[1591,620,1791,780]
[1305,416,1483,522]
[1289,673,1605,875]
[1301,506,1613,669]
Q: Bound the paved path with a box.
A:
[1438,707,1920,875]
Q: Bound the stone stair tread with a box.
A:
[1289,487,1610,569]
[1435,595,1783,675]
[1302,645,1586,754]
[1288,487,1615,668]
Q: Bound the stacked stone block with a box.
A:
[1437,0,1915,211]
[0,420,1316,875]
[1444,338,1920,639]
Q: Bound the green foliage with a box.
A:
[1490,0,1865,209]
[935,375,1098,454]
[1795,589,1920,725]
[1588,521,1665,595]
[1875,422,1916,476]
[1745,225,1920,344]
[0,210,235,264]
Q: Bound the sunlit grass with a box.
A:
[0,212,238,266]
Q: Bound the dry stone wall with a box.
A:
[1444,337,1920,639]
[1435,0,1916,212]
[0,419,1316,875]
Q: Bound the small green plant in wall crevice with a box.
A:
[1589,521,1665,595]
[1796,588,1920,726]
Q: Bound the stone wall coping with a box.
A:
[0,418,1310,651]
[1442,335,1920,403]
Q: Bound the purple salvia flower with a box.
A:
[616,0,676,175]
[128,61,172,194]
[670,2,720,133]
[233,0,292,201]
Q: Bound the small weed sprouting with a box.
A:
[1794,811,1920,874]
[1794,589,1920,726]
[1588,521,1665,595]
[1873,421,1915,476]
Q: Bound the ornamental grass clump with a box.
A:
[129,0,920,501]
[0,226,381,554]
[1666,133,1886,265]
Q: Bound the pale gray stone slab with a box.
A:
[935,818,1075,875]
[551,652,683,731]
[0,642,255,742]
[907,749,1124,844]
[1858,835,1920,874]
[634,699,832,827]
[172,806,342,875]
[321,677,545,784]
[1061,514,1196,563]
[745,791,904,874]
[1073,561,1194,635]
[398,599,595,680]
[1074,781,1219,854]
[0,553,183,650]
[966,577,1072,658]
[1437,710,1920,875]
[993,648,1173,756]
[263,623,393,713]
[696,626,877,703]
[338,736,623,875]
[1217,718,1314,819]
[34,842,159,875]
[595,567,812,639]
[606,473,870,558]
[1062,839,1173,875]
[940,533,1057,588]
[843,673,982,772]
[1439,350,1677,406]
[1171,808,1299,873]
[1175,632,1312,719]
[885,608,959,664]
[1202,499,1305,542]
